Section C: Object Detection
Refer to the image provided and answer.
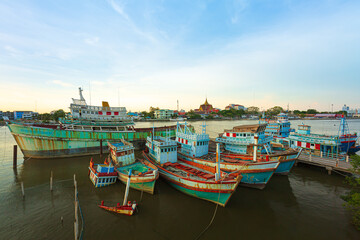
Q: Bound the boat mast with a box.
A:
[123,169,132,205]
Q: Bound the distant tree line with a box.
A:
[38,109,66,122]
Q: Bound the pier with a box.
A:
[296,152,353,175]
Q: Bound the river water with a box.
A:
[0,119,359,239]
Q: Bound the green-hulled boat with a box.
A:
[108,140,158,194]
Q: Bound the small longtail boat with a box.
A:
[175,122,278,189]
[88,158,118,187]
[143,135,241,207]
[108,140,159,194]
[98,170,137,216]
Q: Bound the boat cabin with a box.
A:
[263,113,291,138]
[146,136,177,164]
[108,140,136,166]
[297,125,311,135]
[89,159,118,187]
[216,124,273,154]
[176,122,209,157]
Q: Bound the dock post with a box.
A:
[21,182,25,198]
[13,145,17,169]
[346,155,349,163]
[100,139,103,155]
[50,171,53,191]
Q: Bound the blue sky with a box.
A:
[0,0,359,113]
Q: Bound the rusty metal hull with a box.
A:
[7,123,176,159]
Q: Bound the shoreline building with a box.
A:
[225,104,246,111]
[194,98,219,115]
[154,109,175,119]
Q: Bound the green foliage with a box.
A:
[306,109,318,114]
[187,110,202,119]
[336,110,348,116]
[52,109,65,121]
[39,113,52,123]
[246,106,259,115]
[342,155,360,230]
[266,106,283,117]
[219,109,244,118]
[141,111,154,119]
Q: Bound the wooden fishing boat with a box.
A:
[108,140,158,194]
[98,201,137,216]
[88,158,117,187]
[143,135,241,207]
[175,122,278,189]
[98,170,137,216]
[214,123,300,175]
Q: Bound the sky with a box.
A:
[0,0,359,113]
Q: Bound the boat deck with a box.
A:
[116,161,154,175]
[163,161,217,181]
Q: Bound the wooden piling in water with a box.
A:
[100,139,103,155]
[13,145,17,169]
[21,182,24,198]
[50,171,53,191]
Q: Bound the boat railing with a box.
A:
[300,151,347,161]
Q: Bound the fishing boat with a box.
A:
[215,123,300,175]
[3,88,176,159]
[261,113,291,143]
[88,158,118,187]
[108,139,158,194]
[286,122,354,159]
[175,122,279,189]
[98,170,137,216]
[143,135,241,207]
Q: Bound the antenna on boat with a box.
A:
[177,100,179,112]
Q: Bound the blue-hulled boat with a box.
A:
[143,135,241,207]
[175,122,279,189]
[215,123,300,175]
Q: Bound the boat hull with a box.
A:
[143,152,240,207]
[117,172,158,194]
[275,159,296,175]
[178,153,278,190]
[98,205,135,216]
[7,123,176,159]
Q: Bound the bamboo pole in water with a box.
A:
[21,181,24,198]
[13,145,17,169]
[50,171,53,191]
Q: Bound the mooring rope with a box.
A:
[194,180,222,240]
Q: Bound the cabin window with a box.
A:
[311,143,314,147]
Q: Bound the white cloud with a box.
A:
[84,37,99,45]
[52,80,74,87]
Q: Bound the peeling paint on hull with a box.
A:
[7,123,176,159]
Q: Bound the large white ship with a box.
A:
[70,87,128,121]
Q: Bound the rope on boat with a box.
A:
[194,180,222,240]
